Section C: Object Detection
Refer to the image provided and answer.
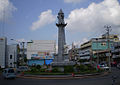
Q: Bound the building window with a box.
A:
[10,55,12,59]
[114,36,118,38]
[111,44,113,46]
[10,63,12,67]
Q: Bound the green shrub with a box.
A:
[52,67,59,72]
[86,64,96,70]
[36,65,41,69]
[77,65,88,72]
[64,66,74,73]
[75,64,98,73]
[40,69,46,72]
[75,65,81,72]
[31,67,38,72]
[97,69,104,73]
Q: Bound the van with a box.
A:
[2,68,16,79]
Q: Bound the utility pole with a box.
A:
[96,38,99,65]
[21,42,25,65]
[14,50,15,68]
[104,25,111,71]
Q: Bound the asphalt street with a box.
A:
[0,67,120,85]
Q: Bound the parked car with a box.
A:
[111,61,117,67]
[98,64,109,71]
[18,66,29,72]
[2,68,16,79]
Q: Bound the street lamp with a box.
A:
[96,38,99,65]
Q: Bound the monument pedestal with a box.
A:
[51,61,75,72]
[51,61,75,66]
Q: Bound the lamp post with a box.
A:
[21,42,25,65]
[14,50,15,68]
[96,38,99,65]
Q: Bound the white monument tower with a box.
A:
[56,9,67,62]
[51,9,75,68]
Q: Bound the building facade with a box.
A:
[112,42,120,63]
[80,41,91,60]
[91,38,114,63]
[0,37,7,68]
[79,34,119,64]
[7,44,18,68]
[27,40,56,66]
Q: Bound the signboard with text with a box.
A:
[31,51,54,59]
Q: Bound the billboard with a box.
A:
[31,52,54,59]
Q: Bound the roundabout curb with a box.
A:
[16,72,109,80]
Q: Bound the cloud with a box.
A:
[73,38,88,47]
[30,10,56,31]
[64,0,84,3]
[66,0,120,34]
[0,0,17,21]
[16,38,29,42]
[81,38,88,43]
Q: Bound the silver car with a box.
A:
[18,66,29,72]
[117,63,120,69]
[2,68,16,79]
[99,64,109,71]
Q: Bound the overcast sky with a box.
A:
[0,0,120,46]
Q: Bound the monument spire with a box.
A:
[51,9,75,67]
[59,9,63,13]
[57,9,65,25]
[56,9,67,62]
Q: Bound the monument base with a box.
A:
[51,61,75,72]
[51,61,75,66]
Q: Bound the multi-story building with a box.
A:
[27,40,56,66]
[102,34,119,42]
[0,37,7,68]
[80,41,91,60]
[68,48,79,61]
[91,38,114,63]
[18,48,27,65]
[79,34,119,64]
[7,44,18,68]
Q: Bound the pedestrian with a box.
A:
[97,65,100,70]
[72,73,75,77]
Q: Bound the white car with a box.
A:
[2,68,16,79]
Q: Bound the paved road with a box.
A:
[0,67,120,85]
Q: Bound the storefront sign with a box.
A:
[31,54,54,59]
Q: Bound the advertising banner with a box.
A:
[31,51,54,59]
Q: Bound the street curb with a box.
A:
[16,72,109,79]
